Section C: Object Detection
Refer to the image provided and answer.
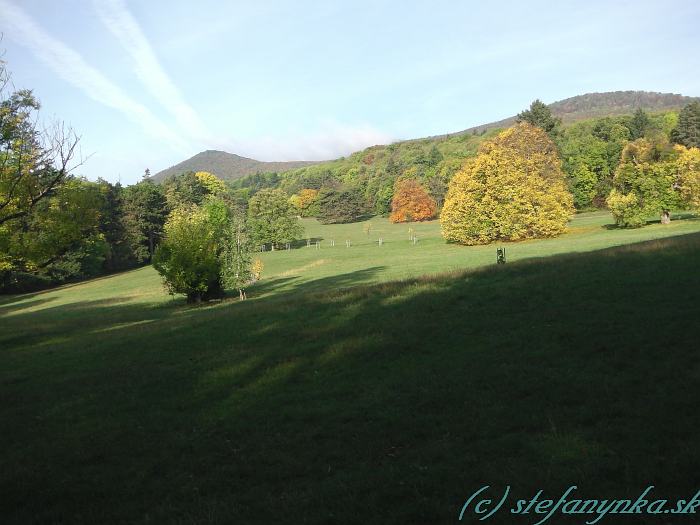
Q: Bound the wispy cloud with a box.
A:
[92,0,213,143]
[0,0,188,151]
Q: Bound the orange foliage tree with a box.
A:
[389,179,437,223]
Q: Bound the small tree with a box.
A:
[247,188,303,249]
[427,144,443,167]
[627,108,651,140]
[389,179,437,223]
[152,206,222,303]
[221,216,252,300]
[676,145,700,210]
[516,99,561,135]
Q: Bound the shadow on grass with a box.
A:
[603,211,699,229]
[1,234,700,524]
[0,296,57,316]
[249,266,387,299]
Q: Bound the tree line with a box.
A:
[3,52,699,296]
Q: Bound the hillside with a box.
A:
[155,91,697,185]
[449,90,699,136]
[151,150,322,183]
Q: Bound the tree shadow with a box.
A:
[603,212,700,229]
[0,297,57,316]
[286,237,324,250]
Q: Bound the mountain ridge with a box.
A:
[433,90,699,139]
[153,90,699,182]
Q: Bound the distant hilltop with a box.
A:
[154,90,699,182]
[452,90,699,137]
[151,150,322,183]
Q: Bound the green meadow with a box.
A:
[2,211,700,524]
[258,211,700,293]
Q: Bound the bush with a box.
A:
[606,189,647,228]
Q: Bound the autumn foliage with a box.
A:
[440,123,574,244]
[289,188,319,217]
[389,179,437,223]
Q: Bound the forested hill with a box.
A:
[155,91,697,183]
[151,150,322,183]
[451,91,699,136]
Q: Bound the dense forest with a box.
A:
[229,105,687,213]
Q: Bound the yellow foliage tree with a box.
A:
[194,171,226,195]
[440,123,574,244]
[675,145,700,211]
[290,188,319,217]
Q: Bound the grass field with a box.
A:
[2,212,700,524]
[252,211,700,293]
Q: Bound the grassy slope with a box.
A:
[256,211,700,294]
[2,215,700,524]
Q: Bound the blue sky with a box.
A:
[1,0,699,185]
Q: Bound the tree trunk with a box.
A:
[148,231,154,257]
[661,210,671,224]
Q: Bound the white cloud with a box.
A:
[92,0,213,144]
[0,0,188,151]
[231,121,394,161]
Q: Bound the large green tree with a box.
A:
[2,177,106,288]
[316,187,368,224]
[671,101,700,148]
[247,188,303,249]
[122,180,168,262]
[96,179,134,271]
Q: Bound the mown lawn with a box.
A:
[1,215,700,524]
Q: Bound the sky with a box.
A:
[1,0,699,185]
